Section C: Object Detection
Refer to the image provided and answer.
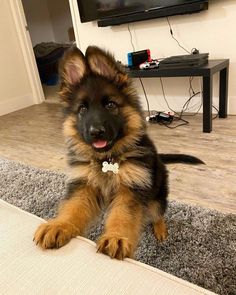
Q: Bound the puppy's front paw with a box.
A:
[97,235,133,260]
[33,220,77,249]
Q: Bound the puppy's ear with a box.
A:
[86,46,128,87]
[60,46,87,85]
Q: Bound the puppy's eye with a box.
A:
[78,104,88,114]
[106,101,117,110]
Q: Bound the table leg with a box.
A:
[219,66,228,118]
[203,75,213,133]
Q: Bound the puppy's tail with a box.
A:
[159,154,205,165]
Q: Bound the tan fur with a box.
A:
[111,106,146,155]
[60,47,87,85]
[88,55,115,80]
[63,115,78,137]
[153,218,168,242]
[148,201,168,242]
[97,186,144,259]
[69,160,151,206]
[58,84,71,105]
[148,200,162,222]
[34,186,100,249]
[63,115,93,160]
[86,46,128,87]
[34,221,78,249]
[69,163,119,205]
[119,162,151,189]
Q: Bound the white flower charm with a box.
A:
[102,161,119,174]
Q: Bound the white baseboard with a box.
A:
[0,94,35,116]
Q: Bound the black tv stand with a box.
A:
[127,59,229,133]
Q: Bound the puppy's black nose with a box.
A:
[89,125,105,138]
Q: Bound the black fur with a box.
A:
[128,134,168,213]
[160,154,205,165]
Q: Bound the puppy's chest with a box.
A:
[86,161,121,199]
[70,159,152,200]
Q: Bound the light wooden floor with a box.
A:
[0,102,235,214]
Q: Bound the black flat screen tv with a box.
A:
[77,0,208,27]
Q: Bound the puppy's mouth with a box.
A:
[92,140,108,149]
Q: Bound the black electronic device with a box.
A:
[158,53,209,69]
[147,112,174,123]
[77,1,208,27]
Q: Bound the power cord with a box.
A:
[166,17,191,54]
[212,106,219,119]
[179,92,201,117]
[139,78,151,117]
[159,77,189,128]
[127,24,135,52]
[159,77,176,114]
[189,76,195,96]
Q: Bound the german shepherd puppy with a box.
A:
[34,46,203,259]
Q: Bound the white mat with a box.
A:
[0,199,216,295]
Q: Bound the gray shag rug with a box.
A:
[0,158,235,295]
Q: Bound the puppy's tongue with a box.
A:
[92,140,107,149]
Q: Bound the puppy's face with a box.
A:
[60,46,145,156]
[74,76,125,152]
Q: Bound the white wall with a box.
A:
[47,0,73,44]
[0,0,33,116]
[74,0,236,114]
[22,0,55,47]
[22,0,73,46]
